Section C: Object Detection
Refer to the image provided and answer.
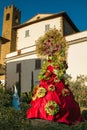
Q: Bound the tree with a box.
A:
[69,75,87,108]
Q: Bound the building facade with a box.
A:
[66,31,87,78]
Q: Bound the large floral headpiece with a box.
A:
[36,28,68,62]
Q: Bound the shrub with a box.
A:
[82,109,87,120]
[0,85,87,129]
[0,88,12,107]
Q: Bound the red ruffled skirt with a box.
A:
[26,79,84,125]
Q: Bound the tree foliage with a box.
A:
[68,75,87,108]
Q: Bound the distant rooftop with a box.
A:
[13,11,79,32]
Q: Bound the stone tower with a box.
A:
[0,5,21,80]
[1,5,21,64]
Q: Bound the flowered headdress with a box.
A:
[36,28,68,59]
[35,28,69,80]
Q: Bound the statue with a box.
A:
[12,85,20,110]
[26,28,84,125]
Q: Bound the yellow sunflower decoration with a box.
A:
[45,100,59,116]
[32,86,47,100]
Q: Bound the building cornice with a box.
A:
[5,50,36,62]
[6,36,87,62]
[68,37,87,45]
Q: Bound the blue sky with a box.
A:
[0,0,87,35]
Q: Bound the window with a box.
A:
[25,30,29,37]
[16,63,21,73]
[15,15,19,23]
[6,13,10,20]
[35,59,41,69]
[45,24,50,32]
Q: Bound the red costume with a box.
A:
[26,65,84,125]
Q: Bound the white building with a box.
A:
[5,12,87,94]
[66,31,87,78]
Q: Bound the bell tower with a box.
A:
[1,5,21,64]
[0,5,21,80]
